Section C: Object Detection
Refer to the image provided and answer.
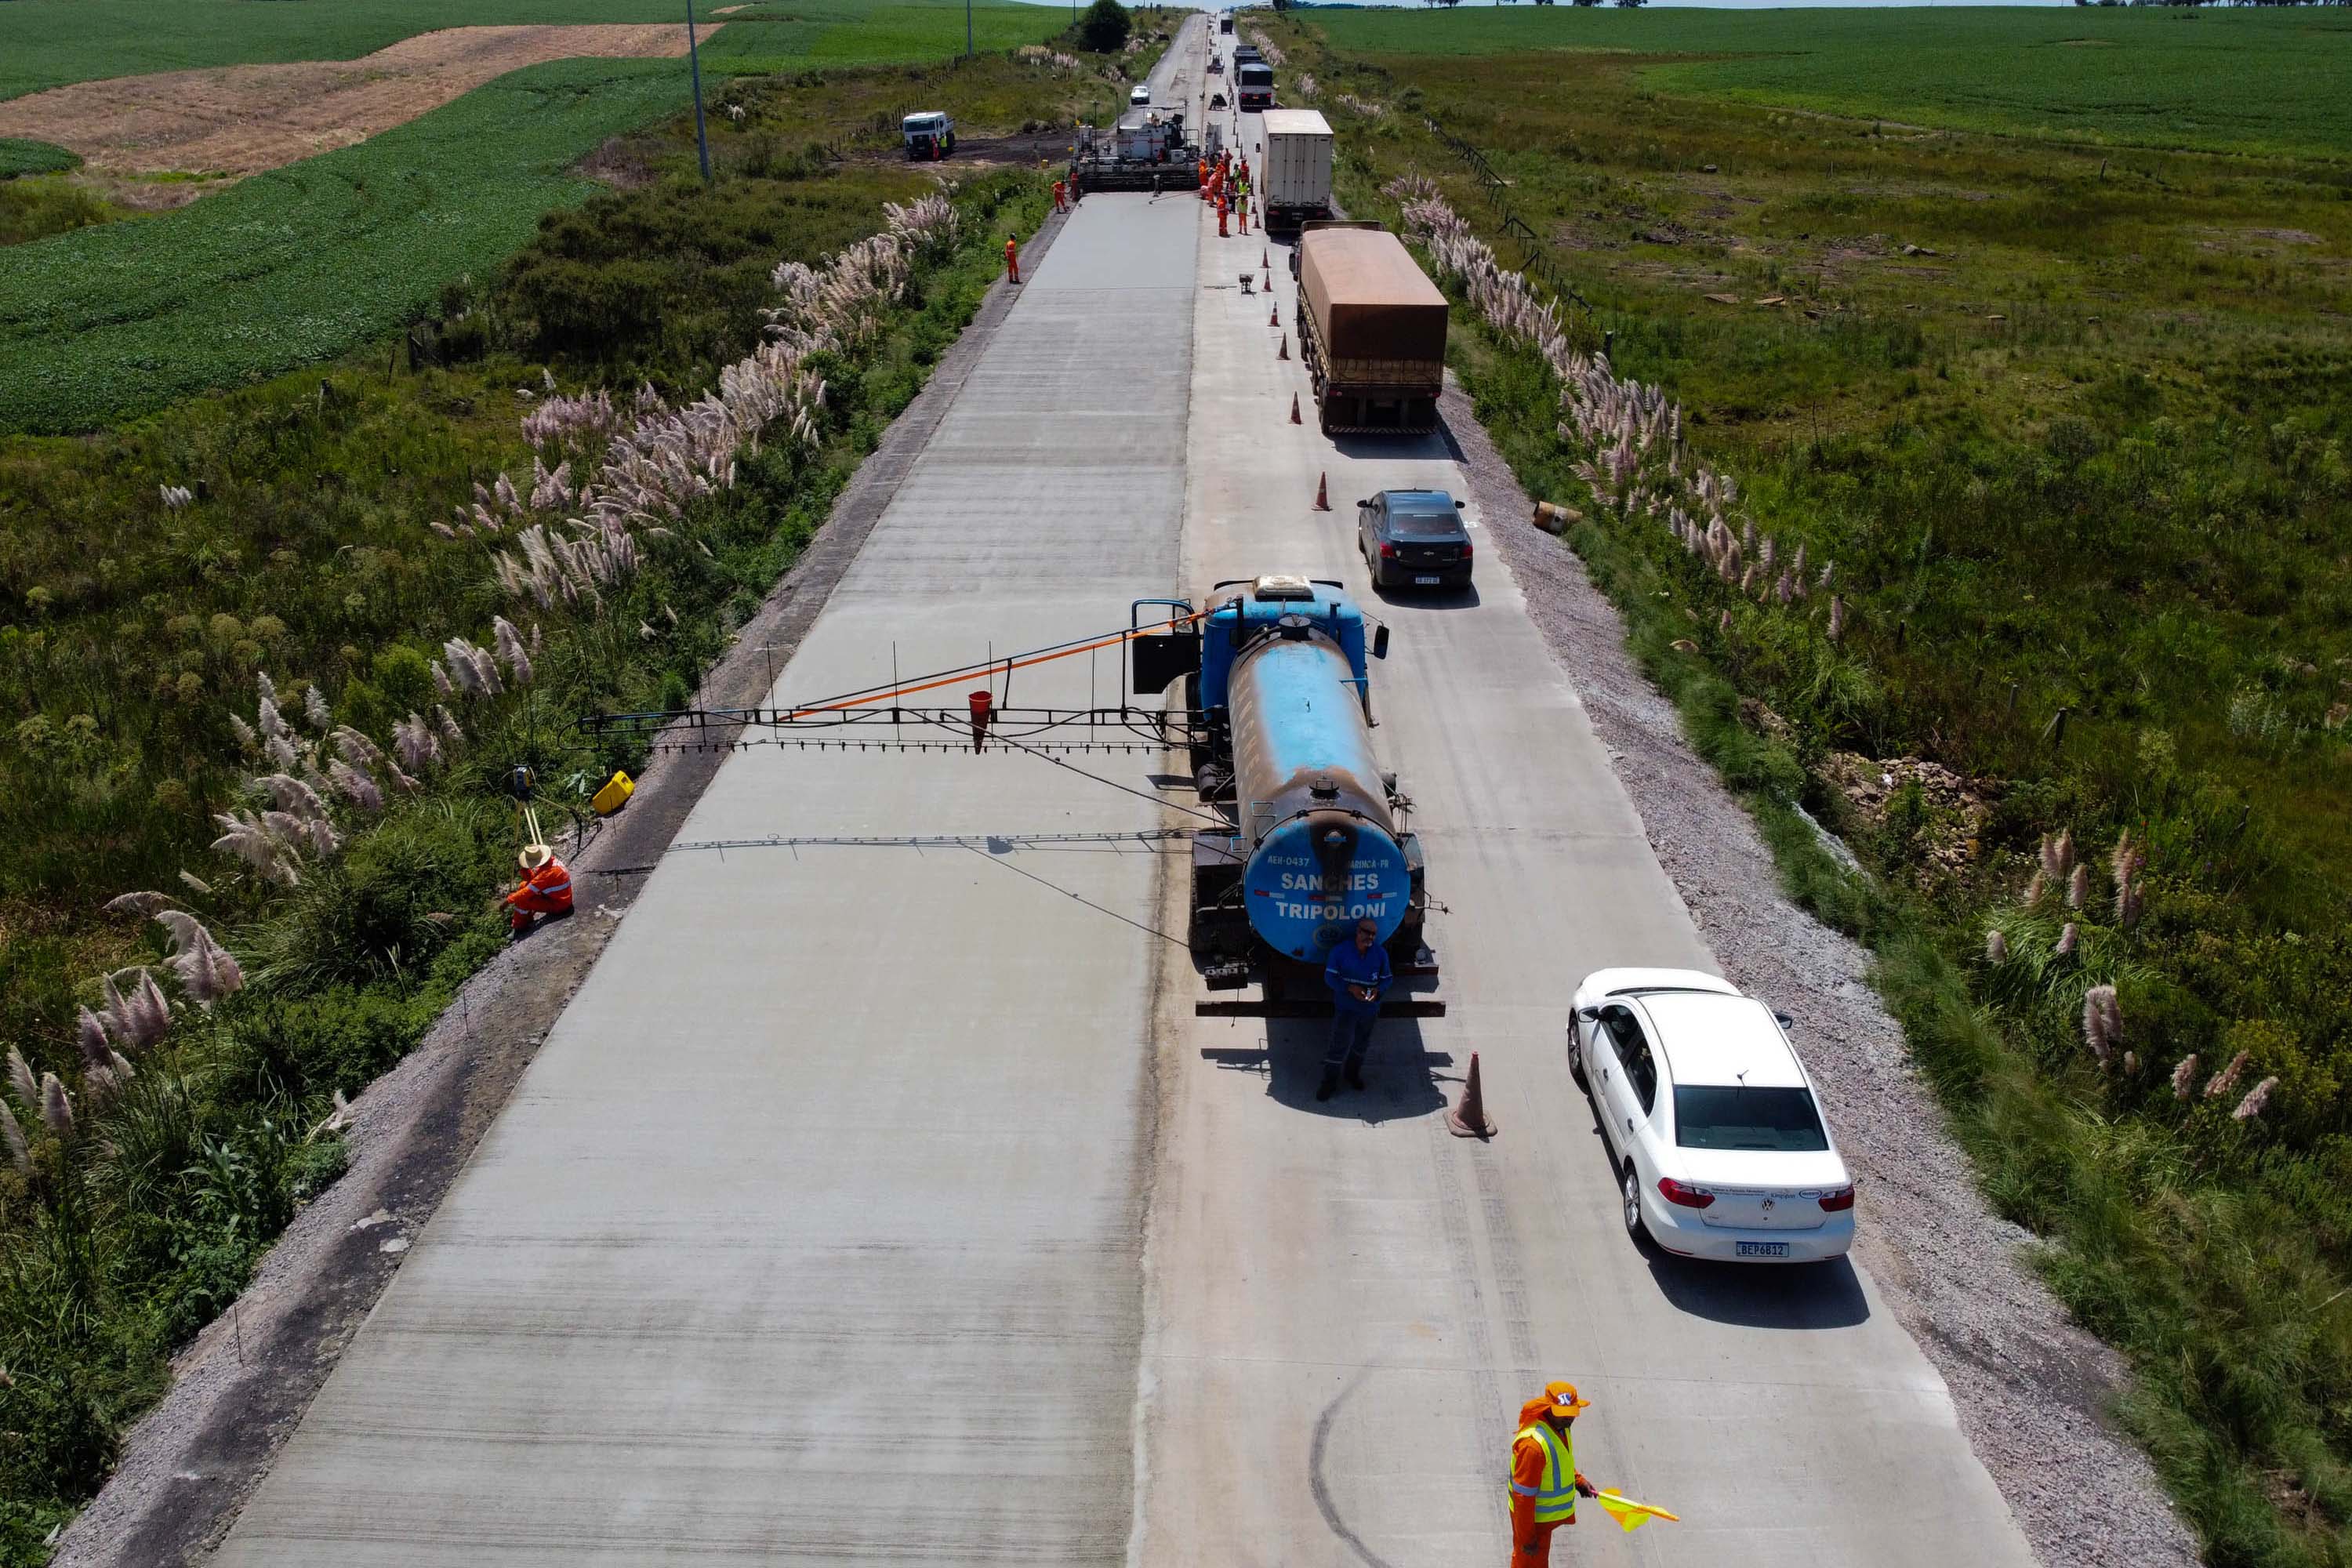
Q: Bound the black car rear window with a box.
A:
[1672,1086,1829,1151]
[1388,510,1464,540]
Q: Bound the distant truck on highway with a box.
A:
[1236,60,1274,111]
[1257,109,1333,230]
[1290,221,1449,436]
[901,111,955,160]
[1220,11,1236,31]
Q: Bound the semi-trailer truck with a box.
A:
[1291,222,1448,436]
[1257,109,1333,229]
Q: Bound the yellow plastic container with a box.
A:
[590,770,635,816]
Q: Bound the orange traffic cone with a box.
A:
[1279,335,1290,360]
[1269,303,1279,326]
[1313,472,1330,510]
[1446,1051,1497,1139]
[1261,247,1270,269]
[1263,269,1272,292]
[1290,391,1301,425]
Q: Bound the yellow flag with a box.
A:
[1592,1488,1680,1533]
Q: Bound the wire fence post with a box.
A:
[685,0,713,183]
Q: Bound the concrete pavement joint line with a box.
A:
[1125,29,1205,1568]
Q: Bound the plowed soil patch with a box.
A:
[0,24,724,178]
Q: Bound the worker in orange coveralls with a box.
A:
[503,844,573,938]
[1508,1382,1599,1565]
[1005,235,1021,284]
[1052,178,1067,212]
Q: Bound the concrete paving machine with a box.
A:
[1070,111,1201,195]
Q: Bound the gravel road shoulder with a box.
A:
[1442,379,2200,1568]
[54,209,1071,1568]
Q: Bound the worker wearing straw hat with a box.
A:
[503,843,573,938]
[1508,1382,1597,1564]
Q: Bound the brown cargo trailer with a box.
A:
[1293,223,1447,437]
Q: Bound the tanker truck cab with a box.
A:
[1129,577,1437,1001]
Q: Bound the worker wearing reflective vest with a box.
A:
[504,844,572,935]
[1509,1382,1597,1564]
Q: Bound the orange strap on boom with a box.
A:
[771,611,1207,721]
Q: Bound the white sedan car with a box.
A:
[1130,84,1152,106]
[1568,968,1855,1263]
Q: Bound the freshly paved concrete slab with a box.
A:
[209,37,1207,1565]
[1130,96,2043,1566]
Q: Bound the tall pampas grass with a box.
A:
[103,891,176,918]
[40,1074,72,1139]
[394,713,444,774]
[6,1049,37,1116]
[2081,984,2120,1065]
[2203,1050,2249,1102]
[156,912,245,1004]
[211,809,303,885]
[492,618,534,686]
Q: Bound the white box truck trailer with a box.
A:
[1258,108,1334,230]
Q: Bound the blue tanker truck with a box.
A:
[1131,575,1438,1000]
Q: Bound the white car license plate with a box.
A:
[1414,574,1441,584]
[1736,1241,1789,1259]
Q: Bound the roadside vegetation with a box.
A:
[1272,9,2352,1566]
[0,39,1100,1557]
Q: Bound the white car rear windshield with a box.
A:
[1674,1085,1828,1152]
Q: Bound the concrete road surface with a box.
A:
[212,16,2039,1567]
[1130,66,2040,1564]
[210,31,1208,1568]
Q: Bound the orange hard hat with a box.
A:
[1543,1381,1592,1419]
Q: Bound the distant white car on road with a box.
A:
[1131,84,1152,106]
[1568,968,1856,1263]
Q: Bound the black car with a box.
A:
[1358,489,1473,590]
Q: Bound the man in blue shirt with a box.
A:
[1319,917,1392,1102]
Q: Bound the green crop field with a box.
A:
[1309,6,2352,158]
[0,140,74,179]
[0,0,1065,432]
[0,0,1036,102]
[0,58,704,434]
